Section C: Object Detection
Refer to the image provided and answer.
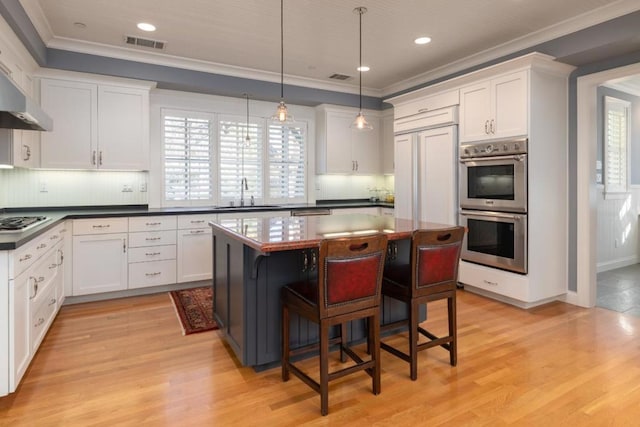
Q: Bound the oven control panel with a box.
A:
[460,138,527,158]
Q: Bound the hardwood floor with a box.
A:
[2,289,640,426]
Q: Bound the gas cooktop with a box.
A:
[0,216,50,232]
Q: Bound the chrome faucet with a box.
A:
[240,177,248,207]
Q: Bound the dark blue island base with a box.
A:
[209,213,449,370]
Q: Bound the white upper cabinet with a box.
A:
[40,75,151,170]
[40,79,97,169]
[98,85,149,170]
[459,70,528,142]
[316,105,381,174]
[393,133,415,220]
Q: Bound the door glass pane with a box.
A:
[467,219,515,259]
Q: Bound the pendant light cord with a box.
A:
[358,8,362,111]
[280,0,284,100]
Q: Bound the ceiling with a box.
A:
[17,0,640,97]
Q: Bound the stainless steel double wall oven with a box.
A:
[458,138,528,274]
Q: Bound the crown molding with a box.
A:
[18,0,54,43]
[381,0,640,97]
[46,36,383,98]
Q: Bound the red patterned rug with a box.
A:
[169,286,218,335]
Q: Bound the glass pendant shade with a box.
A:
[351,111,373,130]
[272,100,294,123]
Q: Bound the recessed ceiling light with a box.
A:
[137,22,156,32]
[357,65,370,72]
[414,36,432,45]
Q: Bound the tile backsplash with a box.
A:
[0,169,149,208]
[315,174,394,201]
[0,168,394,209]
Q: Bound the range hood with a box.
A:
[0,72,52,131]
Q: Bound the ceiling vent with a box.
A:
[329,73,352,81]
[124,35,166,50]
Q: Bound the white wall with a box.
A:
[596,185,640,272]
[0,169,148,208]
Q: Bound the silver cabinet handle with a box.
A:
[310,250,317,271]
[190,220,205,224]
[190,230,205,234]
[92,224,110,229]
[145,237,161,241]
[302,251,308,272]
[57,249,64,266]
[48,298,57,306]
[145,222,161,226]
[49,263,57,270]
[22,144,31,161]
[145,252,161,256]
[484,120,489,134]
[19,254,33,262]
[123,239,127,253]
[92,150,97,165]
[34,318,45,328]
[355,161,359,171]
[99,151,103,166]
[145,272,161,277]
[490,119,495,134]
[36,243,47,250]
[418,108,429,113]
[483,280,498,286]
[50,235,59,240]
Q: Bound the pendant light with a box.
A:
[272,0,294,123]
[351,7,372,131]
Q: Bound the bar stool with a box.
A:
[380,226,464,380]
[281,233,388,416]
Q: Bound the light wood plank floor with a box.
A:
[2,289,640,426]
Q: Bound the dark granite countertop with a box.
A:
[0,200,394,250]
[209,213,450,252]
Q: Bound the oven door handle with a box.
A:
[459,154,526,163]
[460,210,524,221]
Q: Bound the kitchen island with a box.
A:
[209,213,454,369]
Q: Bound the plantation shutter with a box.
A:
[604,96,630,195]
[268,122,307,203]
[219,116,263,203]
[163,111,214,204]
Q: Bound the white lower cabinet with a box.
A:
[176,214,217,283]
[9,267,30,391]
[72,218,128,296]
[177,227,212,283]
[7,227,65,395]
[128,216,177,289]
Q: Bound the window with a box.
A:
[162,109,214,205]
[604,96,631,196]
[218,116,263,203]
[161,106,308,207]
[268,122,307,203]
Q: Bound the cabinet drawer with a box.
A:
[26,248,59,306]
[12,225,64,278]
[31,283,57,353]
[128,245,176,263]
[458,260,528,301]
[129,216,177,232]
[178,214,218,229]
[73,218,128,235]
[129,230,177,247]
[394,90,459,119]
[128,260,176,288]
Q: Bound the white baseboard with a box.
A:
[597,256,639,273]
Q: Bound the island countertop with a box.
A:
[208,212,454,252]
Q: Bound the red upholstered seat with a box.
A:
[281,234,388,416]
[381,226,465,381]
